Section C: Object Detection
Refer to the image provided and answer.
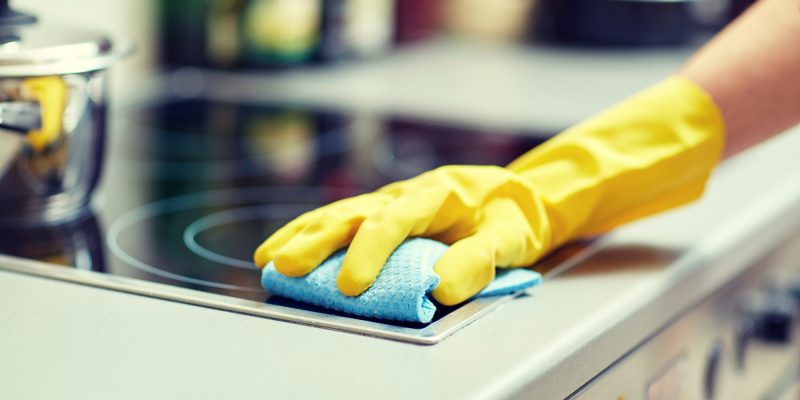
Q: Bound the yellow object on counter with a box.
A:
[255,76,725,305]
[21,76,67,152]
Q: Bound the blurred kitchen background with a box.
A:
[13,0,755,133]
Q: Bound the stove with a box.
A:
[3,90,800,398]
[0,97,549,343]
[5,90,800,398]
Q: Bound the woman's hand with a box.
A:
[255,165,552,305]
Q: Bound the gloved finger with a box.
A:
[431,233,496,306]
[432,198,543,305]
[254,210,317,268]
[479,198,546,267]
[335,198,417,297]
[254,193,388,268]
[336,189,463,296]
[271,213,365,277]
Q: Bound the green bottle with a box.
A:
[241,0,322,67]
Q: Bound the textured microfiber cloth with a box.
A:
[261,238,542,323]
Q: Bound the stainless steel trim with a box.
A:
[0,253,528,345]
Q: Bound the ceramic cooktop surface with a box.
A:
[0,98,547,327]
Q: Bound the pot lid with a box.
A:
[0,0,132,76]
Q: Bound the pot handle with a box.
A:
[0,101,40,133]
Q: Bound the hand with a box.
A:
[255,165,553,305]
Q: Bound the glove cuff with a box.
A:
[507,76,726,244]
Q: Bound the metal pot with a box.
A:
[0,0,131,227]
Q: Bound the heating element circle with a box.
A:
[106,187,329,291]
[183,205,284,270]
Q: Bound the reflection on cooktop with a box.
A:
[0,215,105,272]
[118,100,354,181]
[6,98,549,324]
[372,120,534,181]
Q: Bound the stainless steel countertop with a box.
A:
[3,40,800,400]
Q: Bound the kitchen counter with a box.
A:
[3,40,800,399]
[168,38,698,133]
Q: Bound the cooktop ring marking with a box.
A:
[107,187,324,291]
[183,204,292,270]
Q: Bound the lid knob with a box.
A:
[0,0,35,26]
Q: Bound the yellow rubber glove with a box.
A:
[22,76,67,152]
[255,76,725,305]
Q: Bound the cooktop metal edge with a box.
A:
[0,253,526,345]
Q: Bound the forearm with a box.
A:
[681,0,800,157]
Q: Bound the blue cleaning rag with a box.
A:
[261,238,542,323]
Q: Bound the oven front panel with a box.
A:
[570,234,800,400]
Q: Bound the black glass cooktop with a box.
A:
[0,98,547,323]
